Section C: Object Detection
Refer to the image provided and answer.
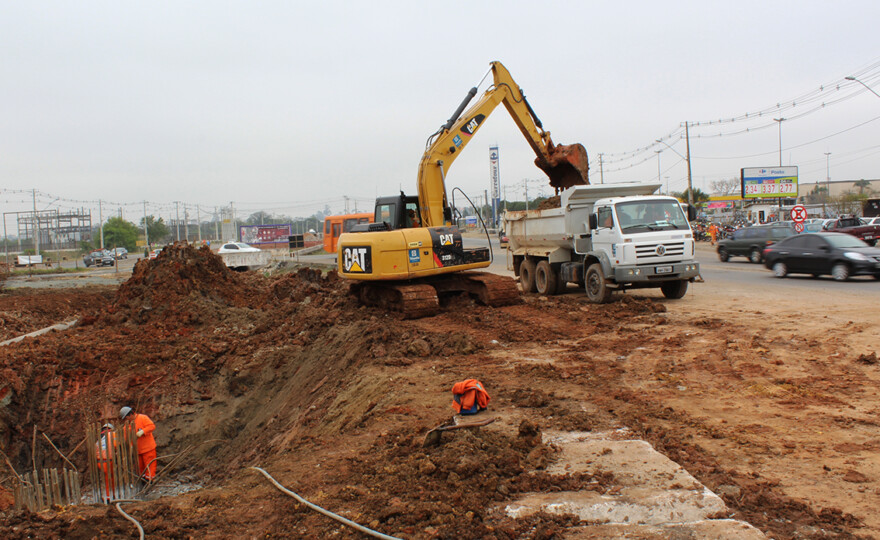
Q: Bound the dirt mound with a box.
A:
[0,288,112,342]
[108,243,257,324]
[536,196,561,210]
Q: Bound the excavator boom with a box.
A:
[418,61,589,227]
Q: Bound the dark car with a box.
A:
[716,224,795,263]
[83,250,115,267]
[762,232,880,281]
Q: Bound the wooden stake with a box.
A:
[0,447,21,483]
[31,425,37,474]
[42,433,78,472]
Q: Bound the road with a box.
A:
[6,239,878,297]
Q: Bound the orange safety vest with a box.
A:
[451,379,490,415]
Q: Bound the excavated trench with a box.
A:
[0,244,869,538]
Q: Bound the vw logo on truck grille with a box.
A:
[656,245,667,256]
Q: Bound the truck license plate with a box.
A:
[865,235,874,240]
[655,265,673,274]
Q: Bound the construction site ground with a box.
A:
[0,243,877,539]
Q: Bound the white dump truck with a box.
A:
[504,182,701,303]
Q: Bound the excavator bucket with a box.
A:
[536,143,590,191]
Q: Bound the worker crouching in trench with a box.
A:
[119,406,158,481]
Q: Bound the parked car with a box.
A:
[498,230,509,249]
[763,232,880,281]
[83,250,115,267]
[716,223,796,263]
[821,215,880,246]
[862,217,880,226]
[148,248,162,260]
[218,242,261,253]
[802,222,825,233]
[110,247,128,259]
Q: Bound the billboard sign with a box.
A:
[239,224,293,244]
[741,166,798,198]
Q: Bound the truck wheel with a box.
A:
[660,280,688,299]
[535,261,559,295]
[520,259,537,293]
[749,248,762,264]
[585,263,612,303]
[718,247,729,262]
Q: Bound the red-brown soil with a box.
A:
[0,244,877,538]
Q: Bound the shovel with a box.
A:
[423,417,497,447]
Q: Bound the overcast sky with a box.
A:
[2,1,880,225]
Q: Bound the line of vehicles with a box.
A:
[715,215,880,280]
[83,248,127,267]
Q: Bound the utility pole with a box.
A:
[684,122,694,206]
[143,201,149,249]
[654,150,662,186]
[32,189,40,255]
[99,199,104,249]
[197,205,202,242]
[175,202,180,242]
[214,206,219,241]
[231,201,236,241]
[773,118,785,219]
[598,153,605,184]
[824,152,831,216]
[184,204,190,243]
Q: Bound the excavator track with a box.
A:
[351,272,520,319]
[352,282,440,319]
[456,272,521,307]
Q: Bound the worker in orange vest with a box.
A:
[96,423,116,502]
[119,406,157,481]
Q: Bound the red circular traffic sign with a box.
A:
[794,222,805,233]
[790,205,807,223]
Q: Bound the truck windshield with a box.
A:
[616,200,689,232]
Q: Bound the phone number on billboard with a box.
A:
[745,182,796,195]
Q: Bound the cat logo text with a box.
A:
[342,246,372,274]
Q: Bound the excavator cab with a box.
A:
[354,193,423,231]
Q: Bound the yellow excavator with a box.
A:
[337,61,589,317]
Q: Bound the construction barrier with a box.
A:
[86,422,141,503]
[13,468,81,511]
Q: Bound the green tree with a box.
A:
[103,217,139,251]
[246,211,273,225]
[673,188,710,207]
[140,216,170,245]
[853,179,872,195]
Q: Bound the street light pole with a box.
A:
[773,118,785,166]
[845,76,880,99]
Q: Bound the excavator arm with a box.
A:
[417,61,589,227]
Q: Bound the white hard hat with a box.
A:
[119,406,133,420]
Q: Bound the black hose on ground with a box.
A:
[249,466,401,540]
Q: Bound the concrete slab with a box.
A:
[501,429,766,538]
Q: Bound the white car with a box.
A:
[218,242,261,254]
[861,216,880,226]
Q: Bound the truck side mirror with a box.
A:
[588,214,598,230]
[687,205,697,221]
